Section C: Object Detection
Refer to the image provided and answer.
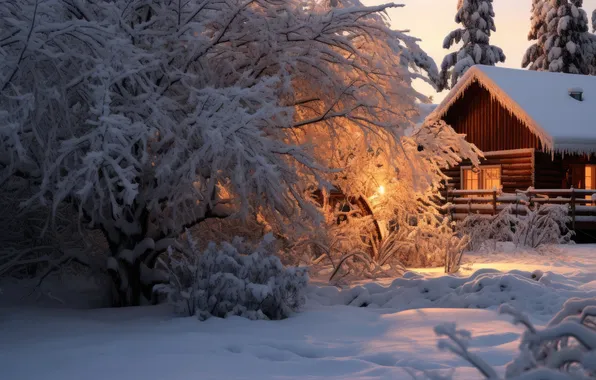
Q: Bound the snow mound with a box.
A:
[308,268,596,320]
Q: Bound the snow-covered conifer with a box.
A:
[525,0,593,74]
[523,0,550,70]
[438,0,506,90]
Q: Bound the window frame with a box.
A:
[460,165,502,191]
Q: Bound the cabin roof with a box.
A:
[425,65,596,154]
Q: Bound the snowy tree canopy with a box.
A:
[0,0,442,305]
[438,0,506,91]
[523,0,594,74]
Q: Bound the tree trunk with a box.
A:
[106,236,151,307]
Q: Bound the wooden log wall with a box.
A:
[534,152,565,189]
[534,152,596,189]
[444,149,534,194]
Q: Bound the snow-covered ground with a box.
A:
[2,244,596,379]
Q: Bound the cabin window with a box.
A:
[462,167,479,190]
[585,165,596,190]
[571,164,596,189]
[584,165,596,204]
[461,166,501,191]
[570,164,596,204]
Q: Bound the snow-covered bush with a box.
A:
[430,297,596,379]
[381,217,468,273]
[155,234,308,320]
[318,212,468,282]
[513,204,574,248]
[458,203,573,251]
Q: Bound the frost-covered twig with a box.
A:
[434,323,499,379]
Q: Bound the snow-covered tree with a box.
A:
[523,0,550,70]
[0,0,442,305]
[524,0,594,74]
[438,0,506,90]
[590,8,596,75]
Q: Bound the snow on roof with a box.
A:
[425,65,596,155]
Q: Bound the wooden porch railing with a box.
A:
[441,188,596,229]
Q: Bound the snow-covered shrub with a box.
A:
[320,212,469,282]
[381,216,468,273]
[457,214,497,252]
[458,203,574,251]
[457,208,520,252]
[513,204,574,248]
[430,297,596,379]
[155,234,308,320]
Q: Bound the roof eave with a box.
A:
[553,138,596,155]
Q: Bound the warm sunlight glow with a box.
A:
[378,185,385,195]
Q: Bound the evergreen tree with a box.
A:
[438,0,505,91]
[525,0,593,74]
[589,8,596,74]
[522,0,549,70]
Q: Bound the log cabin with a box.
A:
[425,65,596,193]
[424,65,596,230]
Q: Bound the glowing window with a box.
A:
[461,166,501,191]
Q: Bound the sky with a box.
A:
[364,0,596,103]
